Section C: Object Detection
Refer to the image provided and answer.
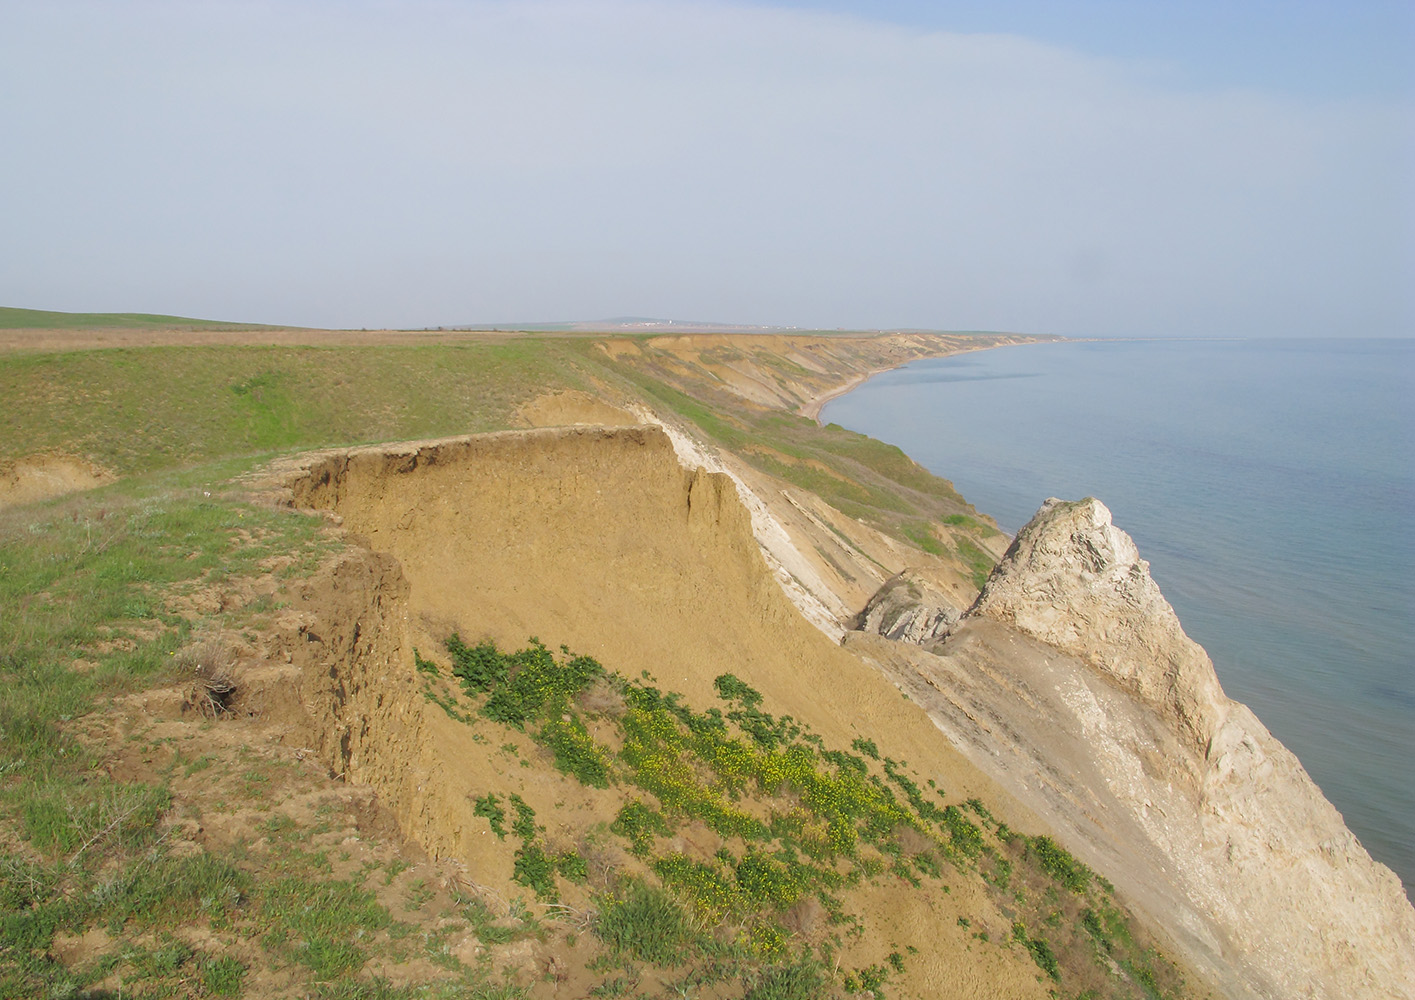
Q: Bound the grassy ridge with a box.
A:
[417,634,1188,999]
[0,307,278,330]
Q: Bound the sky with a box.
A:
[1,0,1411,336]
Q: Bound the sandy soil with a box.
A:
[0,454,115,508]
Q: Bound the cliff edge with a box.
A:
[854,497,1415,999]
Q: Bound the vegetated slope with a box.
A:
[597,331,1051,416]
[1,327,1161,998]
[277,425,1202,999]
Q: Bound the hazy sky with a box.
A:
[2,1,1411,335]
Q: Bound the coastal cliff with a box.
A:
[279,425,1067,999]
[280,415,1415,999]
[10,324,1406,997]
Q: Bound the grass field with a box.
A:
[0,332,997,570]
[0,307,281,331]
[0,341,588,475]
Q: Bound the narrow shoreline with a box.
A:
[800,369,893,424]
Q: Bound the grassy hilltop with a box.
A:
[0,313,1192,999]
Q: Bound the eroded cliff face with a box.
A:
[273,423,1413,1000]
[597,332,1050,415]
[852,497,1415,1000]
[275,425,1055,1000]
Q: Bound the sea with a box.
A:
[821,337,1415,897]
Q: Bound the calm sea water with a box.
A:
[822,338,1415,895]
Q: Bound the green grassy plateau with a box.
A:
[0,307,280,331]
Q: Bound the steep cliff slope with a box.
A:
[278,426,1070,998]
[851,497,1415,1000]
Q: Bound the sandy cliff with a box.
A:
[852,497,1415,1000]
[276,425,1057,999]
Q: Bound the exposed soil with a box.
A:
[0,454,115,508]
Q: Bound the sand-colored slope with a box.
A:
[0,454,114,508]
[286,426,1014,810]
[279,425,1055,998]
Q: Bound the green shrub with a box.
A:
[593,881,698,965]
[850,737,879,760]
[512,844,558,900]
[538,715,611,787]
[555,851,588,884]
[468,639,604,728]
[942,806,984,858]
[611,801,671,857]
[446,634,507,693]
[654,854,741,920]
[734,850,805,910]
[1012,921,1060,981]
[509,795,537,841]
[473,794,507,839]
[1029,835,1091,892]
[713,674,763,708]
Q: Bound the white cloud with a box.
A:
[1,0,1409,334]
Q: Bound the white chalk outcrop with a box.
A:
[851,497,1415,1000]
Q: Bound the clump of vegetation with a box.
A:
[611,800,672,857]
[473,793,508,838]
[1013,921,1061,981]
[1029,834,1092,892]
[594,879,700,965]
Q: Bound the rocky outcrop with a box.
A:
[967,497,1229,760]
[849,568,960,644]
[853,497,1415,1000]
